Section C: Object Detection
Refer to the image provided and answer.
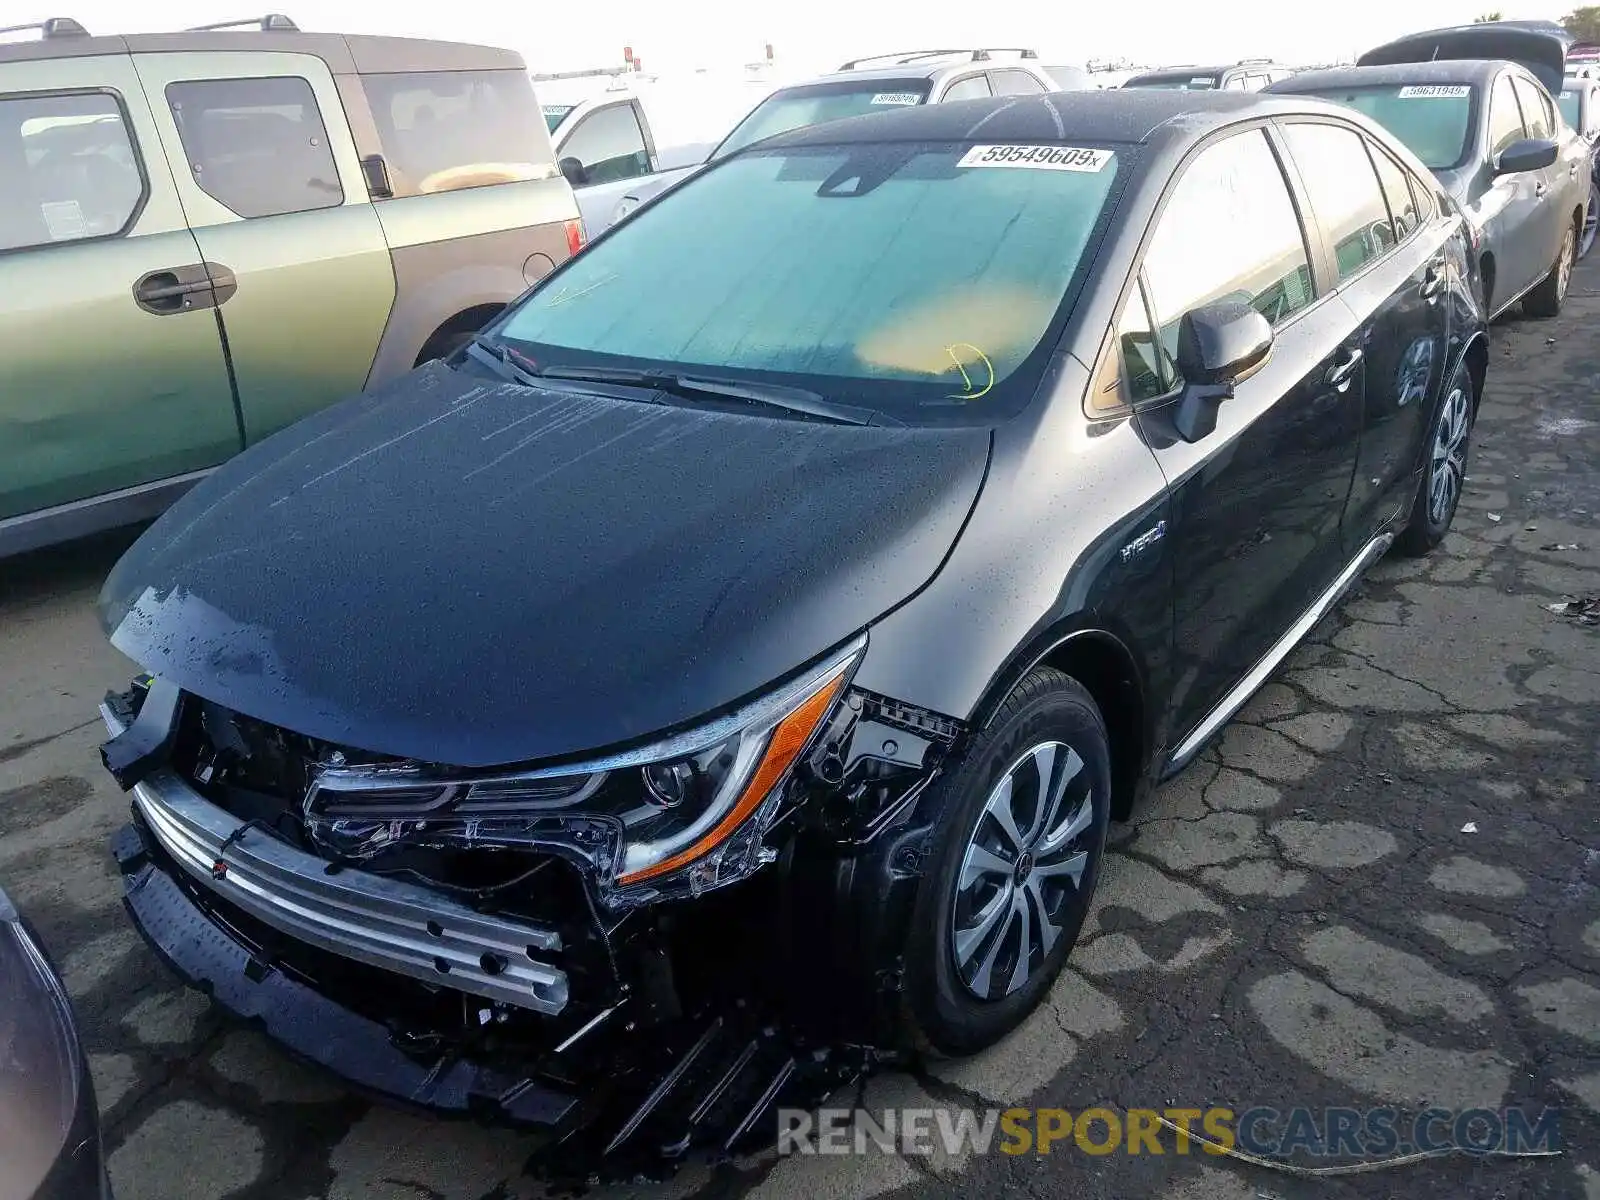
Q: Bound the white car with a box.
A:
[606,48,1083,230]
[545,76,776,236]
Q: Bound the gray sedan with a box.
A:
[1269,57,1589,318]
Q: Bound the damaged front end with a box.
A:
[101,637,965,1160]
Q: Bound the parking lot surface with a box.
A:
[2,265,1597,1200]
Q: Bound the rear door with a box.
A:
[1278,120,1453,547]
[132,51,396,443]
[1126,126,1365,738]
[0,54,237,532]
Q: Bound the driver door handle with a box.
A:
[1326,347,1364,390]
[133,263,236,315]
[1535,181,1550,198]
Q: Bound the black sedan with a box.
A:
[94,89,1486,1129]
[0,885,109,1200]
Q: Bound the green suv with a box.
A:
[0,14,582,557]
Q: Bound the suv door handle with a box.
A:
[1325,347,1364,390]
[134,263,235,315]
[1535,181,1550,198]
[1420,259,1447,300]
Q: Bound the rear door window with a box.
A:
[166,76,342,218]
[1,89,144,251]
[989,69,1046,96]
[1368,140,1422,242]
[1487,74,1528,158]
[1511,76,1553,139]
[1139,129,1315,380]
[1282,122,1393,281]
[559,102,651,184]
[941,75,993,102]
[361,69,551,197]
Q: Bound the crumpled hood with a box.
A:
[1359,25,1569,96]
[101,363,990,767]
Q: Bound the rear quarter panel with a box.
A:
[364,177,579,385]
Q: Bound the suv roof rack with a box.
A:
[1236,56,1276,65]
[185,14,298,32]
[0,16,90,39]
[837,47,1038,70]
[530,65,637,82]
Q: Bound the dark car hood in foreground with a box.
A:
[101,363,990,767]
[1359,24,1569,95]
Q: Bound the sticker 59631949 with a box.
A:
[1397,84,1470,98]
[957,144,1114,171]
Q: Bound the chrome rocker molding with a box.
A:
[1162,531,1395,776]
[102,706,570,1016]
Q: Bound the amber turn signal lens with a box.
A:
[616,671,847,885]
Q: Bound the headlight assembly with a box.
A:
[301,635,866,906]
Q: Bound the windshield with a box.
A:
[492,140,1127,424]
[1293,83,1475,170]
[1124,73,1219,90]
[709,79,933,161]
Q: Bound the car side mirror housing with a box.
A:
[1170,299,1273,443]
[1495,137,1558,175]
[558,156,589,187]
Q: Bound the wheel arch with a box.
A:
[413,304,506,368]
[970,622,1152,822]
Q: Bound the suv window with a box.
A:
[1487,74,1527,158]
[1368,140,1421,243]
[0,90,143,252]
[989,69,1046,96]
[1135,129,1313,397]
[1512,76,1554,140]
[362,69,550,197]
[942,75,993,101]
[559,102,650,184]
[166,76,341,218]
[1282,123,1392,281]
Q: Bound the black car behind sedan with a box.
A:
[95,88,1487,1134]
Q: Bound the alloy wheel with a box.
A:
[951,740,1098,1000]
[1558,227,1575,302]
[1583,186,1599,260]
[1428,384,1471,527]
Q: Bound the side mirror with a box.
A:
[359,154,392,200]
[1170,299,1273,443]
[558,156,589,187]
[1495,137,1558,175]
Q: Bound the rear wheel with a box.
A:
[1395,359,1475,557]
[1523,222,1576,318]
[899,667,1110,1057]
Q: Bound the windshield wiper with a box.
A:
[535,366,896,426]
[463,335,542,387]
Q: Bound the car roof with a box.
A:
[1268,59,1508,92]
[755,88,1346,152]
[0,27,523,72]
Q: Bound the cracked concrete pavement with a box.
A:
[2,265,1597,1200]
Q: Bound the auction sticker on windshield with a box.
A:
[871,92,922,105]
[1397,84,1471,98]
[957,144,1113,171]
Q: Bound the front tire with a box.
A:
[1523,222,1576,318]
[1580,183,1599,261]
[899,667,1111,1057]
[1395,359,1475,557]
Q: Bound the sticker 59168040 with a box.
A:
[957,144,1113,171]
[870,92,922,105]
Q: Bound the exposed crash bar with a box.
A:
[106,706,569,1015]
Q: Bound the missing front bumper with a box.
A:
[111,823,582,1127]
